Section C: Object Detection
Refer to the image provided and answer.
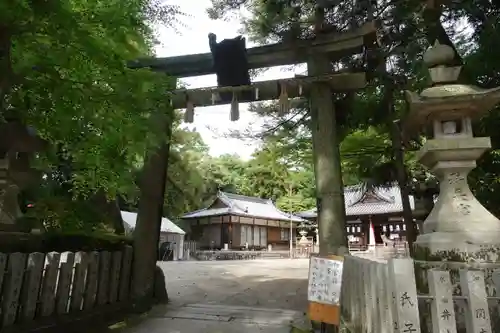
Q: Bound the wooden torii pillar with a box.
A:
[129,22,377,294]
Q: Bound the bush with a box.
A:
[0,231,133,253]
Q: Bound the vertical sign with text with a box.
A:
[307,256,343,306]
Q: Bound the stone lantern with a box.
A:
[0,121,46,232]
[404,41,500,261]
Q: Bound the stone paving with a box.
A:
[123,259,310,333]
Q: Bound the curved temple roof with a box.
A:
[181,191,305,223]
[297,184,415,219]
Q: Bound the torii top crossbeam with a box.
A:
[170,72,367,109]
[129,22,378,78]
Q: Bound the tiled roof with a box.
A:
[297,184,415,218]
[121,211,186,235]
[181,191,304,222]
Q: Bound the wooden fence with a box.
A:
[183,240,197,257]
[340,256,500,333]
[0,246,133,330]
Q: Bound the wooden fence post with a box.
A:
[40,252,60,317]
[56,252,75,314]
[83,251,99,310]
[97,251,111,305]
[70,252,89,312]
[0,253,7,293]
[2,253,27,326]
[20,252,44,321]
[109,251,123,303]
[119,246,133,301]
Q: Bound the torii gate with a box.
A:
[129,18,378,297]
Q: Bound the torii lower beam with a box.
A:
[170,72,366,109]
[128,22,378,77]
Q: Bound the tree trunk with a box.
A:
[131,119,173,301]
[89,190,125,234]
[308,7,348,257]
[391,121,415,255]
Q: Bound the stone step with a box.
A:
[157,303,302,326]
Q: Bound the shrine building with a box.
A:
[180,191,304,250]
[297,184,418,248]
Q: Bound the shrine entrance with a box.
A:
[128,3,379,332]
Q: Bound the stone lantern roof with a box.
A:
[403,41,500,136]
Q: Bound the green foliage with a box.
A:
[0,0,186,231]
[25,194,113,233]
[2,0,180,199]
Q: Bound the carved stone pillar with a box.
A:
[0,155,22,227]
[0,121,46,232]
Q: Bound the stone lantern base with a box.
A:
[414,137,500,262]
[415,232,500,262]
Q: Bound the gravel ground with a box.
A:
[111,259,311,333]
[159,259,310,311]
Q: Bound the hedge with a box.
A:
[0,231,133,253]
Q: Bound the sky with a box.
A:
[154,0,305,160]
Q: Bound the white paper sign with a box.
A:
[307,256,343,305]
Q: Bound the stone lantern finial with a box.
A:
[422,40,461,84]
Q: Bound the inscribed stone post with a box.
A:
[353,257,363,332]
[388,258,421,333]
[363,259,373,333]
[427,269,457,333]
[460,270,492,333]
[378,263,393,333]
[369,261,381,333]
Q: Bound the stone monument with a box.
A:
[0,121,45,232]
[405,40,500,261]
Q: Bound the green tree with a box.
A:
[207,0,500,217]
[2,0,182,231]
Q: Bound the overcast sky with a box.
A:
[154,0,304,160]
